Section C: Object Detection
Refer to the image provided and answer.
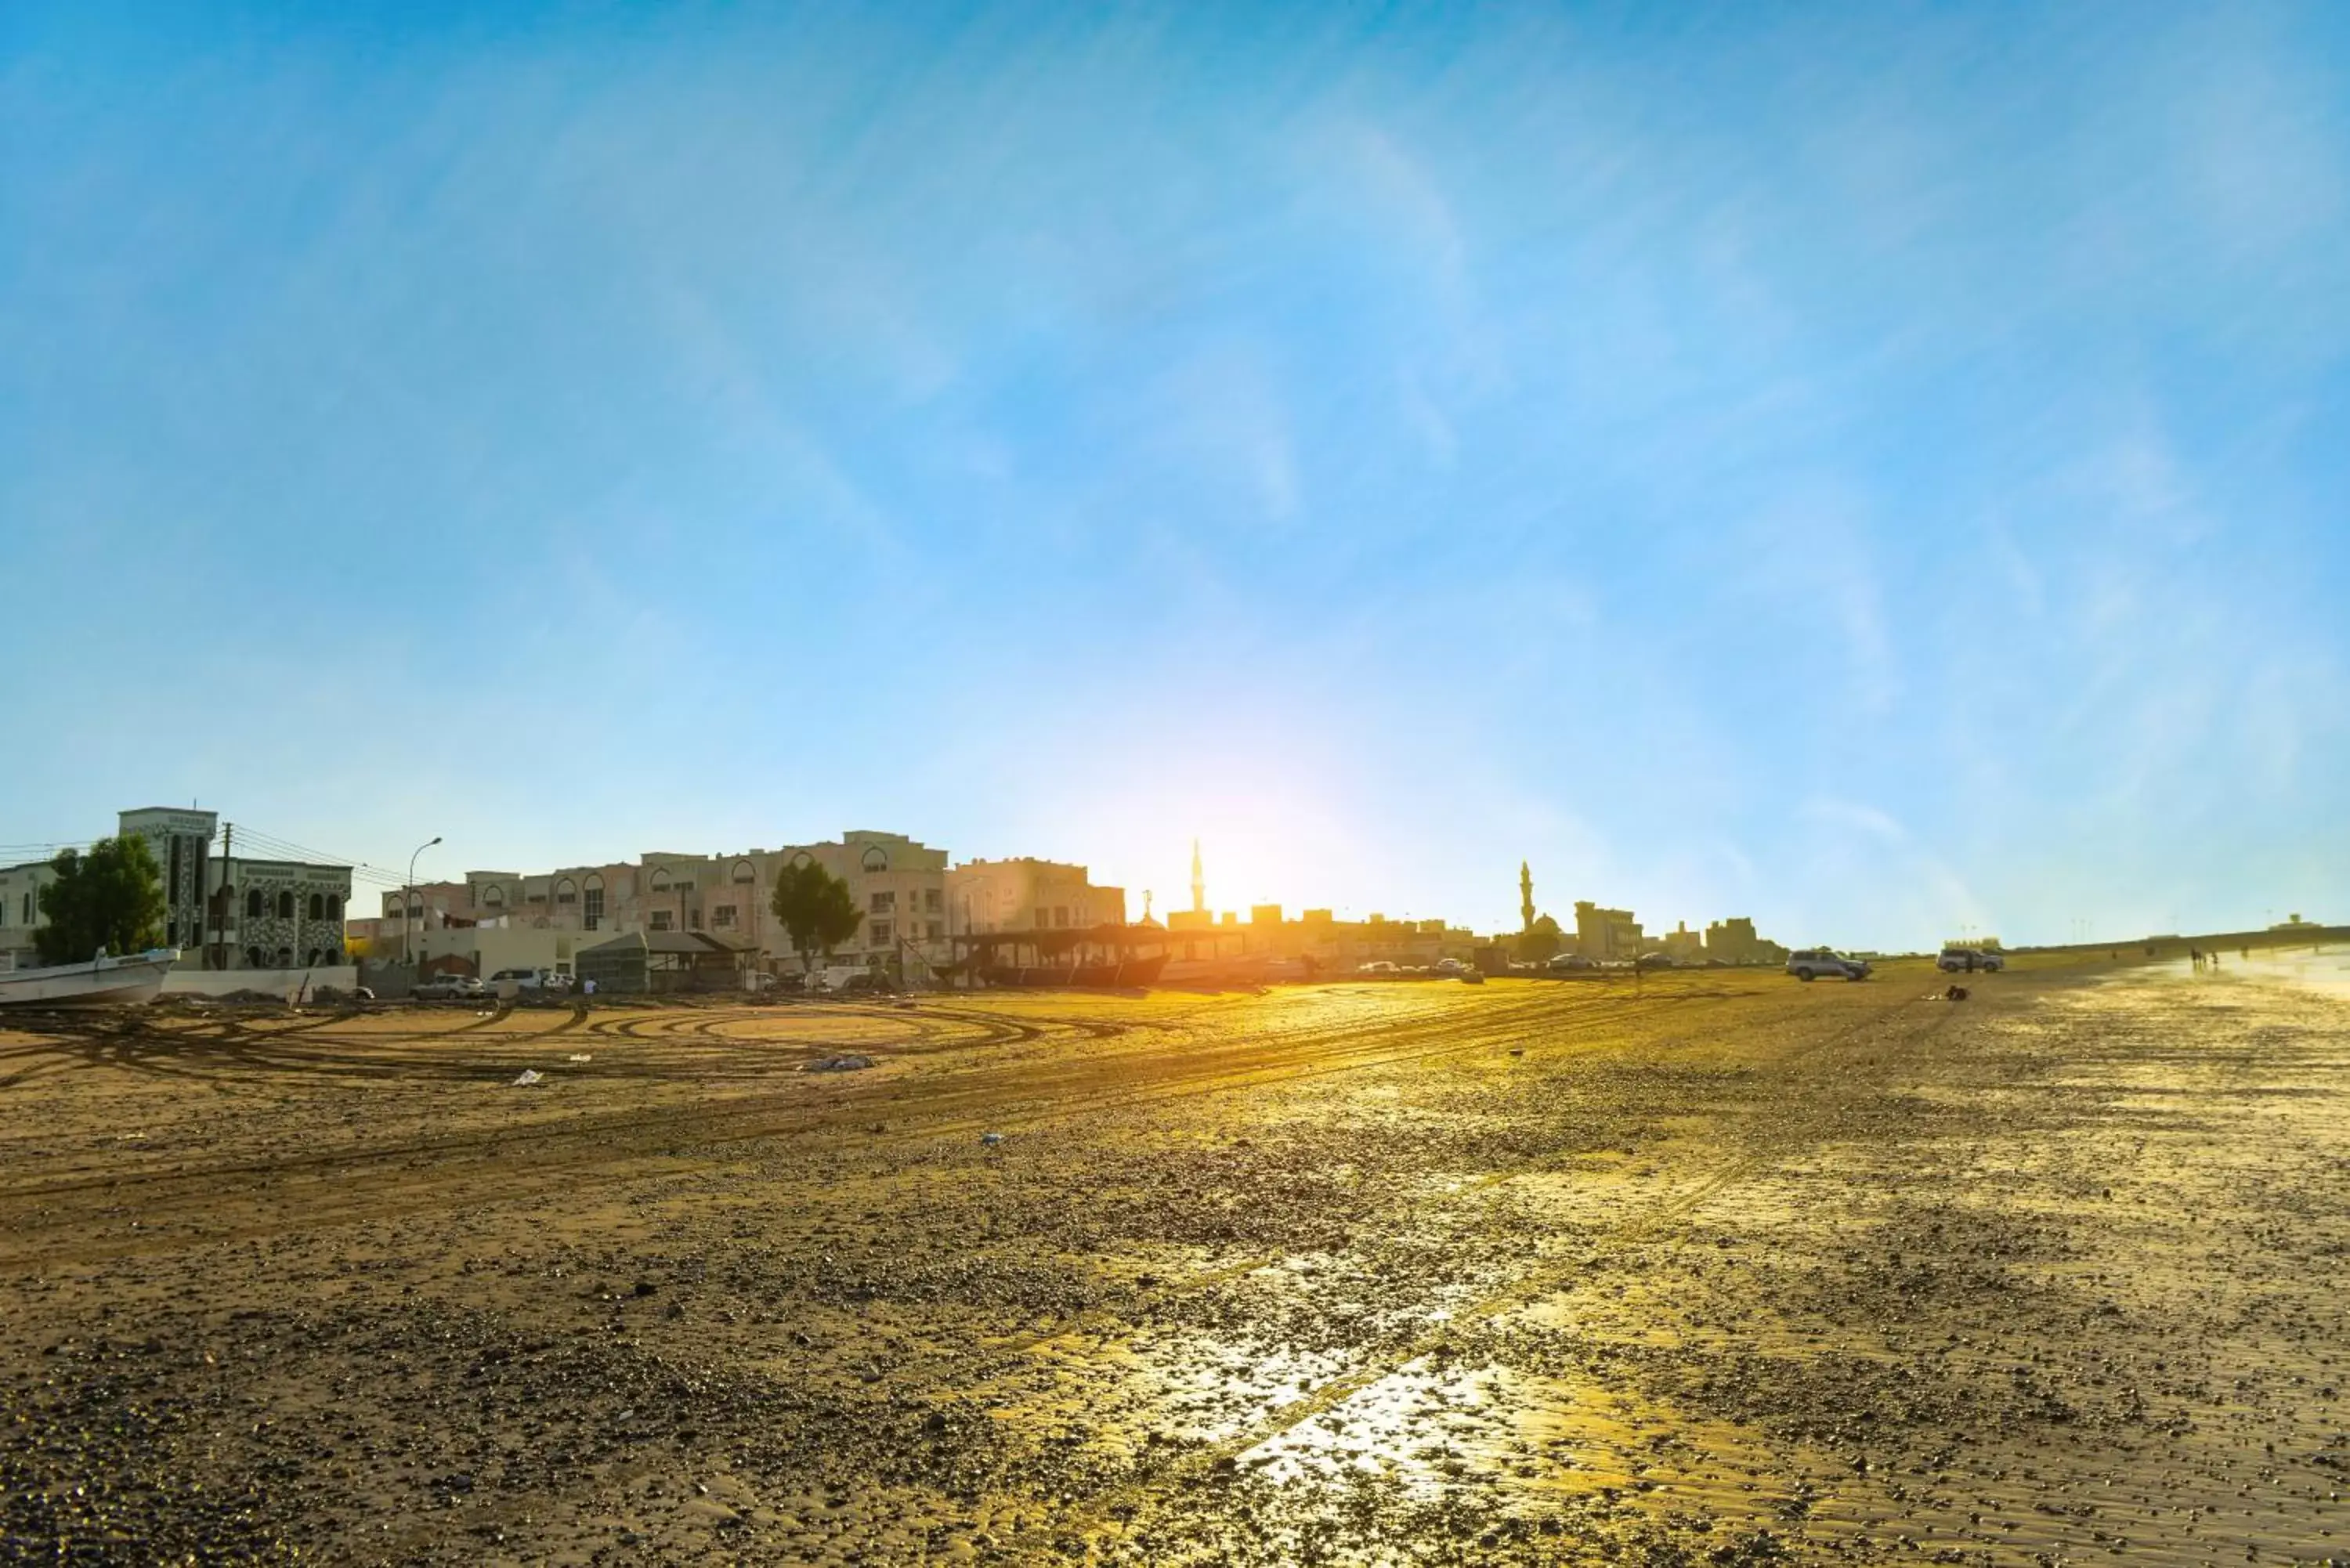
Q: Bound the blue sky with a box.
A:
[5,2,2346,948]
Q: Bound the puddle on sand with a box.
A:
[1232,1360,1762,1501]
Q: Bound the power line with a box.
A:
[219,825,408,886]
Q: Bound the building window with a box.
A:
[870,920,893,946]
[584,888,603,929]
[927,920,944,941]
[870,891,895,914]
[689,908,703,931]
[277,946,292,966]
[925,889,942,914]
[555,878,577,906]
[277,891,295,919]
[245,946,262,968]
[650,911,674,932]
[713,905,736,929]
[327,894,342,919]
[861,847,888,873]
[650,868,671,892]
[483,884,505,909]
[732,860,755,885]
[246,889,264,918]
[167,920,178,945]
[1054,906,1069,927]
[308,893,324,920]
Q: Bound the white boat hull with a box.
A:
[0,949,179,1009]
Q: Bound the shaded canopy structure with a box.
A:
[952,923,1174,987]
[576,930,757,995]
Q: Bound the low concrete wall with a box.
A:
[162,966,360,999]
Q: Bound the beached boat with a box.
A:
[0,948,179,1008]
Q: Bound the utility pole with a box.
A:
[215,822,233,970]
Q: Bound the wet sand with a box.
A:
[1,957,2344,1563]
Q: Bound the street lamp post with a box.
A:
[406,836,442,967]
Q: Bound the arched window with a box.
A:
[583,874,605,930]
[732,859,755,884]
[277,946,292,966]
[245,889,263,918]
[245,946,263,968]
[861,847,889,873]
[277,891,294,919]
[650,867,671,892]
[308,893,324,920]
[554,877,577,905]
[305,948,319,967]
[482,883,505,908]
[789,851,814,871]
[327,894,342,919]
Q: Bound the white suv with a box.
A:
[1937,948,2005,973]
[1786,949,1870,981]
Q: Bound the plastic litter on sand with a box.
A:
[512,1069,544,1086]
[981,1132,1006,1146]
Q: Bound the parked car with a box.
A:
[1434,957,1468,977]
[1786,949,1871,981]
[1357,960,1399,975]
[414,973,486,1000]
[1546,953,1597,972]
[1635,952,1678,971]
[486,967,548,994]
[1937,948,2005,973]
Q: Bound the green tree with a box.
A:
[768,860,863,974]
[34,836,168,965]
[1514,912,1564,963]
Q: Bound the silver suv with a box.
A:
[414,972,486,1000]
[1787,948,1870,981]
[1937,947,2005,973]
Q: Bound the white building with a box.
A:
[0,807,350,971]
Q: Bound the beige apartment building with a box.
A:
[1703,916,1782,964]
[946,858,1126,934]
[1574,900,1645,961]
[378,831,954,978]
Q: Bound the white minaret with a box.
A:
[1190,839,1206,916]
